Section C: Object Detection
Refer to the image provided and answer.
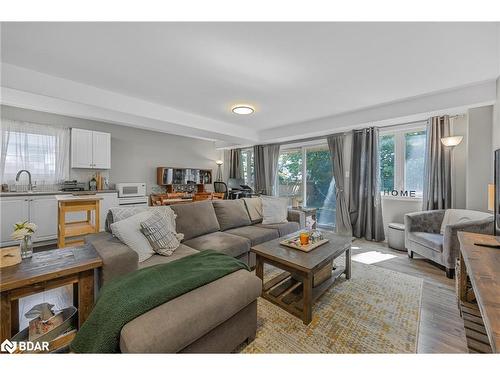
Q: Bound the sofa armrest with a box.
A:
[404,210,445,234]
[443,217,494,267]
[287,209,306,228]
[84,232,139,288]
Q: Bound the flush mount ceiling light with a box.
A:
[231,105,255,115]
[440,136,464,147]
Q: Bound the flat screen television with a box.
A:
[495,149,500,235]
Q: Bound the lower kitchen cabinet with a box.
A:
[0,192,119,247]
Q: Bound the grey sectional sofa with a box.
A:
[85,198,306,353]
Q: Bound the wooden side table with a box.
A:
[0,245,102,342]
[56,194,102,248]
[293,207,318,229]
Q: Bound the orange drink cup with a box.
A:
[299,232,310,246]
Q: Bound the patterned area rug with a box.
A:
[241,257,423,353]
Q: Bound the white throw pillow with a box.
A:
[110,211,155,262]
[243,197,263,223]
[261,196,289,224]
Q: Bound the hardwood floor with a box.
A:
[352,239,468,353]
[17,239,468,353]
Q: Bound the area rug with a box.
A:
[240,257,423,353]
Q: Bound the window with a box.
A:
[277,148,303,204]
[1,119,69,185]
[240,148,254,187]
[277,143,336,229]
[379,126,426,198]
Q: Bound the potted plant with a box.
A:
[11,221,37,259]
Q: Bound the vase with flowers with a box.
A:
[11,221,37,259]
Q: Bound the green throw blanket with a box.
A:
[70,250,249,353]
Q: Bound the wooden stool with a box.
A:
[55,195,103,248]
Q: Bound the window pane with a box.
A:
[240,149,254,188]
[277,149,303,205]
[379,134,395,192]
[305,146,335,229]
[405,131,426,196]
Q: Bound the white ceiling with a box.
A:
[1,22,499,145]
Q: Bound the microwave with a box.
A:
[116,183,146,198]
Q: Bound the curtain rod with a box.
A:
[277,114,465,146]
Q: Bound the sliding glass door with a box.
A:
[277,143,336,230]
[306,145,335,229]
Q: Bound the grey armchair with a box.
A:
[404,209,493,278]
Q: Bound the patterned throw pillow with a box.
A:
[140,211,180,256]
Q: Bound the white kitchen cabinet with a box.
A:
[0,197,29,246]
[92,131,111,169]
[30,196,58,242]
[71,128,111,169]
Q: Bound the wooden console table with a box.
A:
[457,232,500,353]
[0,245,102,342]
[56,195,102,248]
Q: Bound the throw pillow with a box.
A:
[140,211,180,256]
[261,196,289,224]
[243,197,263,224]
[107,206,184,241]
[110,211,155,262]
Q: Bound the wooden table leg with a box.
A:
[255,254,264,282]
[345,246,352,280]
[302,273,313,325]
[458,252,467,303]
[77,269,95,328]
[1,291,12,341]
[10,299,19,337]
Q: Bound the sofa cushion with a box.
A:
[225,225,279,246]
[120,269,261,353]
[171,201,220,241]
[408,232,444,252]
[183,231,251,258]
[212,199,252,231]
[256,221,300,237]
[138,244,199,269]
[242,197,263,224]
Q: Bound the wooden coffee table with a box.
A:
[251,231,352,324]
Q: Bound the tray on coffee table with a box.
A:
[280,235,329,252]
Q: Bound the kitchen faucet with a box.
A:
[15,169,34,192]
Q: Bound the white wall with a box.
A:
[466,106,494,211]
[1,105,219,193]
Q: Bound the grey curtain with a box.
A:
[229,148,241,179]
[254,144,280,195]
[349,127,385,241]
[422,115,452,210]
[327,133,352,235]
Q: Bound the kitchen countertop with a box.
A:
[0,190,118,197]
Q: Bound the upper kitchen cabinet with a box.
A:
[71,128,111,169]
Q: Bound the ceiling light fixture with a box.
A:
[231,105,255,115]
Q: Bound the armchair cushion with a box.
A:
[408,232,443,252]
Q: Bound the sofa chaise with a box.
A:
[85,197,306,353]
